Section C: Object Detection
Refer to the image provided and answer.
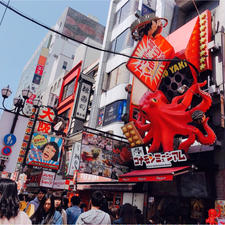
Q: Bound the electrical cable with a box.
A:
[0,0,10,26]
[192,0,200,17]
[0,0,200,77]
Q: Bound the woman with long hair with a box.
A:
[31,193,62,225]
[0,178,31,225]
[54,193,67,225]
[113,203,137,224]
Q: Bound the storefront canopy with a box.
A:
[119,166,191,182]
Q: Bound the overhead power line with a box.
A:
[0,0,199,77]
[0,0,10,26]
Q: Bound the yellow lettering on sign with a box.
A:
[32,135,47,147]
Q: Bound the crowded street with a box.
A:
[0,0,225,224]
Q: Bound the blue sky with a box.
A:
[0,0,110,108]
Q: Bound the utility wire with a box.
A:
[0,0,10,26]
[192,0,200,17]
[0,0,200,77]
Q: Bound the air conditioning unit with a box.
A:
[47,93,59,108]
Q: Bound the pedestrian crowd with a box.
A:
[0,178,145,225]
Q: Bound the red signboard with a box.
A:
[119,166,190,182]
[127,34,174,91]
[35,64,44,76]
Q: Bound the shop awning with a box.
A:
[119,166,191,182]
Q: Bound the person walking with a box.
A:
[0,178,32,225]
[76,191,111,225]
[26,188,47,217]
[113,203,137,224]
[31,193,62,225]
[54,193,67,225]
[66,196,81,225]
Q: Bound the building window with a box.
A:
[57,79,61,88]
[59,109,70,120]
[62,61,68,70]
[62,79,76,100]
[110,28,134,58]
[106,63,130,90]
[53,83,57,91]
[113,0,138,28]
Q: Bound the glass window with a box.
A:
[113,0,138,28]
[115,28,133,53]
[113,9,121,27]
[59,109,70,120]
[62,79,75,100]
[57,79,61,88]
[120,1,132,22]
[107,63,130,90]
[62,61,68,70]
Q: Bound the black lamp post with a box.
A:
[0,85,34,171]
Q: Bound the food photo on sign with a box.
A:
[79,131,132,179]
[26,133,62,170]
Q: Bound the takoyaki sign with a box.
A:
[131,147,187,168]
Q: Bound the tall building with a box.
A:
[16,7,105,114]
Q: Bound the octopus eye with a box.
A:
[152,98,157,102]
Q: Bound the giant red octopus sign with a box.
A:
[123,10,216,154]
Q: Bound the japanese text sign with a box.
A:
[127,34,174,91]
[131,147,187,168]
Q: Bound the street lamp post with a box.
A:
[0,85,34,172]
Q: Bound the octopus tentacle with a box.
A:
[143,128,154,144]
[147,137,160,153]
[194,117,216,145]
[190,83,212,114]
[178,132,196,153]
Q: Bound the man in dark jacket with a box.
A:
[76,191,111,225]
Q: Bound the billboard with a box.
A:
[32,47,49,85]
[127,34,175,91]
[26,133,63,170]
[79,131,132,179]
[97,100,126,127]
[63,8,105,44]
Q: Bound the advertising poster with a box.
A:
[79,131,132,179]
[26,133,63,170]
[67,142,81,176]
[40,171,55,188]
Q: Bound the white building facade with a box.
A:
[16,7,105,114]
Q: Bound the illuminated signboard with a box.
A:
[127,34,174,91]
[26,133,62,170]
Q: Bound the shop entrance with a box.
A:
[146,196,213,224]
[145,172,214,224]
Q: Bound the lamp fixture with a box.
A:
[1,85,12,98]
[22,88,32,100]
